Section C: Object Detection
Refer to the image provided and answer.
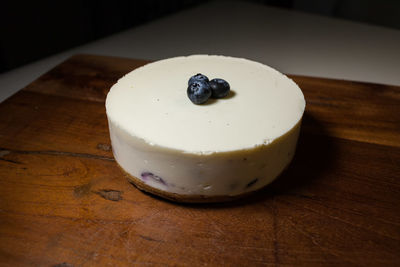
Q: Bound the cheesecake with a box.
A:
[105,55,305,202]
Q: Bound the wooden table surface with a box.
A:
[0,54,399,267]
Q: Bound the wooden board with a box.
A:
[0,54,399,266]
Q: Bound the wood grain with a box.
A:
[0,54,399,266]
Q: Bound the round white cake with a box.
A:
[106,55,305,202]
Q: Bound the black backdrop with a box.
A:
[1,0,399,73]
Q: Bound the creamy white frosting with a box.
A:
[106,55,305,153]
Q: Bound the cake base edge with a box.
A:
[117,163,264,203]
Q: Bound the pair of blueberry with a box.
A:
[187,73,230,104]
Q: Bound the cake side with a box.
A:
[120,163,288,203]
[108,118,302,197]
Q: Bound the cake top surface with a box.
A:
[106,55,305,153]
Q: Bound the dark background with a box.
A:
[1,0,399,73]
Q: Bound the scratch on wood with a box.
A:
[138,234,163,242]
[272,197,280,267]
[281,198,400,234]
[286,216,360,265]
[95,189,123,201]
[0,149,21,164]
[96,143,111,151]
[0,157,22,164]
[0,147,114,161]
[52,263,74,267]
[0,150,10,157]
[74,183,92,198]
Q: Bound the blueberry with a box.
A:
[141,171,167,185]
[188,73,209,85]
[187,81,211,104]
[209,78,230,98]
